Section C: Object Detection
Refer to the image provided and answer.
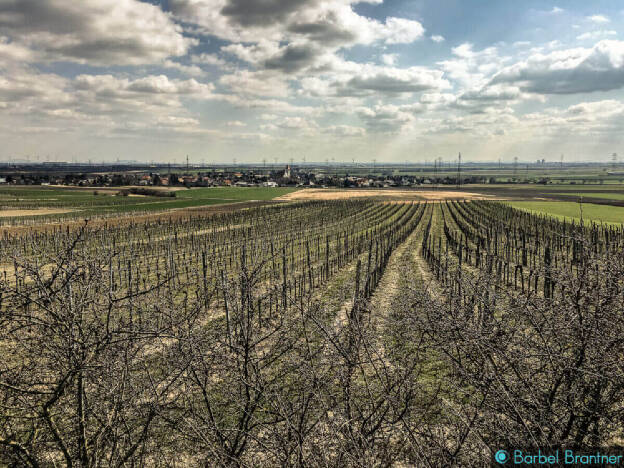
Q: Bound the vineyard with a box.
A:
[1,199,623,466]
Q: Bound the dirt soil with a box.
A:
[276,188,499,201]
[0,208,75,217]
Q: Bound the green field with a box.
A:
[507,201,624,225]
[488,184,624,191]
[0,186,298,220]
[553,192,624,201]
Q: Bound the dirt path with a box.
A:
[276,188,500,202]
[0,208,75,217]
[368,221,423,315]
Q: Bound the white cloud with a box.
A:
[381,53,398,65]
[171,0,423,48]
[321,124,366,136]
[576,30,617,41]
[3,0,624,161]
[222,40,281,65]
[162,60,206,77]
[520,100,624,137]
[341,67,448,94]
[0,68,219,140]
[278,116,317,129]
[380,17,425,44]
[420,92,456,107]
[190,53,231,68]
[219,70,291,98]
[438,43,509,89]
[355,103,424,133]
[260,115,319,135]
[300,62,449,98]
[0,0,195,66]
[74,75,215,96]
[587,14,610,23]
[491,40,624,94]
[0,37,37,64]
[0,68,69,109]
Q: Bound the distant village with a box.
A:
[0,164,557,188]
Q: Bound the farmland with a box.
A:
[507,200,624,224]
[555,192,624,201]
[1,193,623,466]
[0,186,298,224]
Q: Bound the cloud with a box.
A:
[171,0,421,47]
[190,53,232,69]
[456,85,522,110]
[225,120,246,127]
[0,68,219,140]
[72,75,214,97]
[491,40,624,94]
[277,116,316,129]
[459,85,521,102]
[260,115,319,134]
[355,103,424,132]
[321,124,366,136]
[587,14,610,23]
[420,92,456,107]
[576,30,617,41]
[521,100,624,137]
[220,0,311,28]
[162,60,206,77]
[0,0,195,66]
[340,67,447,94]
[221,40,280,65]
[381,53,398,65]
[431,35,445,43]
[380,17,425,44]
[219,70,291,97]
[550,7,564,14]
[222,40,344,75]
[450,85,527,115]
[0,68,69,107]
[301,63,449,98]
[264,43,321,73]
[0,37,37,65]
[438,43,509,89]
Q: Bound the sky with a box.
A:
[1,0,624,164]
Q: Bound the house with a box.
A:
[0,177,6,184]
